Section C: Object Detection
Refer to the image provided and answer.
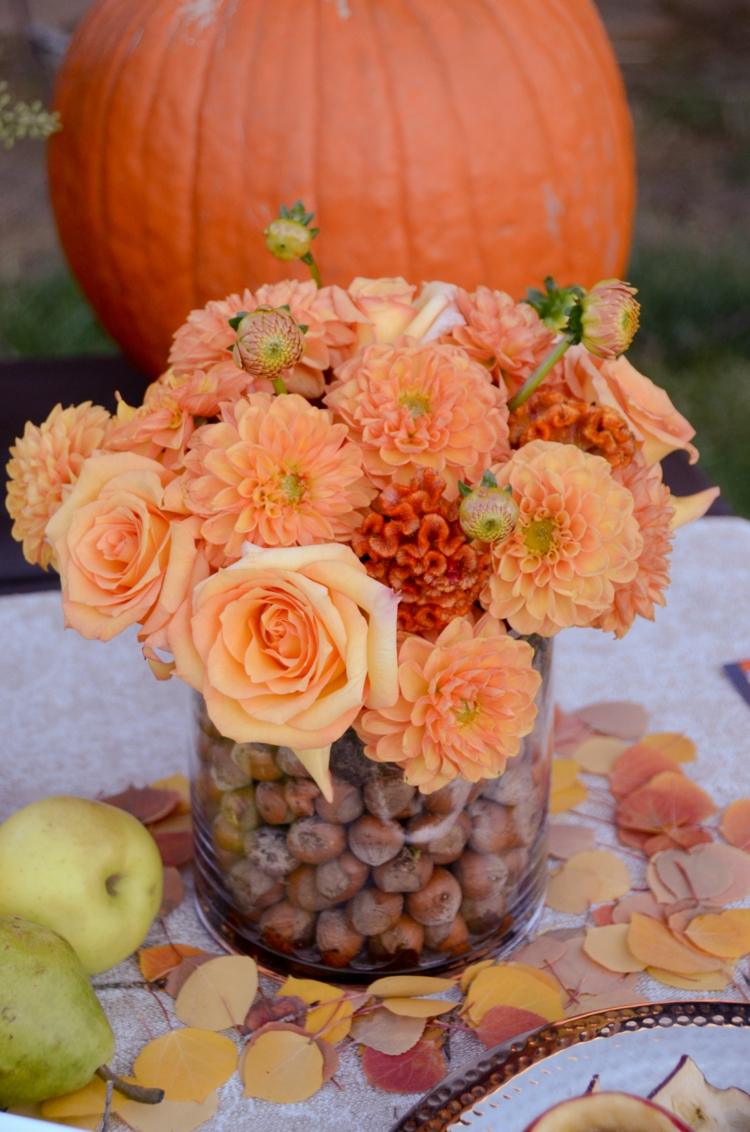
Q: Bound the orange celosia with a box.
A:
[594,453,674,638]
[449,286,555,390]
[5,401,111,568]
[356,614,541,793]
[182,392,375,561]
[483,441,643,635]
[325,341,509,500]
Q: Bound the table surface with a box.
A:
[1,516,749,1131]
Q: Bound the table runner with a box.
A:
[1,516,749,1131]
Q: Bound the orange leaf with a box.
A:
[573,735,628,775]
[616,771,716,833]
[720,798,750,851]
[546,850,631,914]
[627,913,725,975]
[474,1005,548,1047]
[643,827,712,857]
[684,910,750,959]
[133,1029,237,1102]
[646,966,732,991]
[280,976,353,1044]
[550,759,581,791]
[115,1091,219,1132]
[583,924,646,973]
[138,944,209,982]
[550,781,588,815]
[149,772,192,814]
[100,785,180,825]
[591,904,616,926]
[609,745,682,800]
[639,732,696,763]
[548,823,596,859]
[463,965,563,1026]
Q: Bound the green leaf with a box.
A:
[228,312,248,331]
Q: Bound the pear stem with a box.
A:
[507,334,572,411]
[96,1065,164,1105]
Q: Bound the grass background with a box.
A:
[1,0,749,515]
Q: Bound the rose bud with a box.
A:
[316,852,370,902]
[458,471,519,544]
[286,865,339,912]
[579,278,640,359]
[284,779,320,819]
[231,307,305,380]
[287,817,347,864]
[424,914,470,955]
[406,868,462,926]
[373,847,434,893]
[371,915,424,959]
[316,909,365,968]
[260,900,316,953]
[350,888,404,936]
[245,827,298,879]
[255,781,294,825]
[454,851,509,900]
[363,777,417,821]
[315,779,364,824]
[348,814,405,866]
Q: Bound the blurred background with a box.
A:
[1,0,749,515]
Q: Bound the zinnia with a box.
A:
[325,341,510,499]
[356,614,540,794]
[483,441,643,635]
[182,392,375,561]
[6,401,111,569]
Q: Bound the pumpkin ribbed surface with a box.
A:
[48,0,635,375]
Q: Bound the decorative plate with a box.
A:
[393,1000,750,1131]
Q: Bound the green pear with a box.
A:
[0,915,115,1108]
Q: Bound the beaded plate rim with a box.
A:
[391,999,750,1132]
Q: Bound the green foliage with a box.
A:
[0,271,116,357]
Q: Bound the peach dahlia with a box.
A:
[449,285,555,389]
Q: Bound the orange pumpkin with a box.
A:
[48,0,634,376]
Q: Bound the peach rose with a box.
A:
[349,277,418,346]
[168,543,399,796]
[562,345,698,465]
[46,453,199,643]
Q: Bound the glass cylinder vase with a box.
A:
[191,637,553,981]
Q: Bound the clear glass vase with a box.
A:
[191,637,553,981]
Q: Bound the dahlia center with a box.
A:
[279,471,305,503]
[455,698,480,727]
[399,390,431,418]
[523,517,556,556]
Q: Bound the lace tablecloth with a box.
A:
[1,517,749,1131]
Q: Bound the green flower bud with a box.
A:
[231,307,305,379]
[264,218,314,262]
[458,474,519,543]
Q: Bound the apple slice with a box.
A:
[650,1054,750,1131]
[523,1092,693,1131]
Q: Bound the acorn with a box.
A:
[255,781,295,825]
[406,868,462,926]
[458,472,519,544]
[424,914,470,955]
[231,742,283,782]
[373,847,434,894]
[422,778,474,816]
[276,746,313,778]
[286,865,339,912]
[349,889,404,936]
[227,861,284,914]
[419,812,471,865]
[212,814,245,856]
[481,756,534,806]
[316,909,365,968]
[287,817,347,864]
[453,851,509,900]
[209,745,253,791]
[348,814,405,866]
[244,827,298,879]
[219,784,258,831]
[260,900,316,954]
[461,891,508,934]
[316,852,370,903]
[371,915,424,959]
[467,799,523,854]
[284,779,320,819]
[315,779,364,824]
[363,777,417,821]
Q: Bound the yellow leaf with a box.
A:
[114,1090,219,1132]
[549,781,588,815]
[574,735,628,775]
[640,732,696,763]
[627,914,725,976]
[133,1028,237,1102]
[174,955,258,1031]
[566,851,631,901]
[546,851,630,913]
[464,965,564,1027]
[41,1078,106,1120]
[685,910,750,959]
[241,1029,324,1103]
[551,759,581,791]
[280,976,352,1044]
[506,962,564,994]
[583,924,646,973]
[381,997,455,1018]
[367,974,455,997]
[149,772,191,813]
[459,960,494,994]
[646,966,732,991]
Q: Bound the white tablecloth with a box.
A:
[1,517,749,1131]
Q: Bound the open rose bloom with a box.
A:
[6,263,715,977]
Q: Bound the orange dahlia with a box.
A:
[483,440,643,635]
[6,401,111,568]
[449,286,555,390]
[158,366,252,418]
[168,288,258,393]
[594,454,674,638]
[356,614,541,793]
[182,392,375,561]
[105,383,194,470]
[325,342,509,499]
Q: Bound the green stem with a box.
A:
[301,252,322,288]
[271,376,288,396]
[507,335,573,412]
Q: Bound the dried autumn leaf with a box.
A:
[241,1025,324,1103]
[382,997,454,1018]
[650,850,698,904]
[138,944,209,983]
[583,924,646,973]
[100,785,181,825]
[550,759,581,791]
[640,732,696,763]
[643,827,712,857]
[617,771,716,833]
[627,913,725,975]
[463,965,563,1026]
[684,909,750,959]
[459,959,495,993]
[473,1004,548,1047]
[574,735,628,775]
[360,1039,447,1094]
[646,966,732,991]
[576,700,649,740]
[554,707,594,756]
[115,1091,219,1132]
[720,798,750,851]
[280,976,353,1044]
[548,823,596,859]
[244,995,307,1033]
[149,811,193,835]
[546,851,631,914]
[612,892,665,924]
[174,955,258,1031]
[550,933,638,998]
[692,843,750,903]
[550,781,589,816]
[351,1009,426,1055]
[367,975,454,997]
[133,1028,237,1102]
[609,745,682,800]
[165,954,217,999]
[160,867,185,916]
[591,904,616,926]
[149,772,191,813]
[153,829,194,867]
[40,1078,106,1120]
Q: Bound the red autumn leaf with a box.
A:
[100,784,181,825]
[243,995,308,1034]
[159,866,185,916]
[617,826,650,852]
[591,904,616,926]
[616,772,716,834]
[361,1039,447,1094]
[609,745,681,800]
[319,1039,339,1083]
[643,827,712,857]
[474,1005,548,1048]
[153,829,194,867]
[720,799,750,852]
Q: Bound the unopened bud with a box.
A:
[458,473,519,543]
[264,218,314,262]
[579,279,640,359]
[231,307,305,379]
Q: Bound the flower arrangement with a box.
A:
[6,206,715,806]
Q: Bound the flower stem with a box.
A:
[302,252,322,288]
[272,376,288,396]
[508,334,573,412]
